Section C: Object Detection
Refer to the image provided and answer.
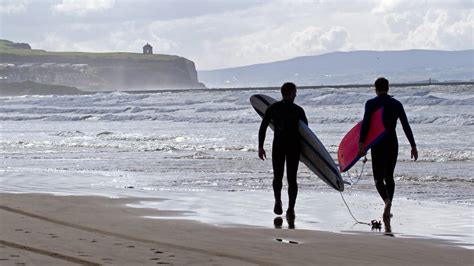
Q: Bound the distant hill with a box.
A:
[0,40,205,91]
[198,50,474,88]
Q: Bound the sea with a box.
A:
[1,84,473,247]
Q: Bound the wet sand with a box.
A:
[0,193,472,265]
[130,190,474,248]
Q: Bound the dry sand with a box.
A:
[0,193,472,265]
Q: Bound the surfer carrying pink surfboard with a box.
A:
[358,77,418,218]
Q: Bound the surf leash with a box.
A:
[345,156,367,185]
[339,192,371,226]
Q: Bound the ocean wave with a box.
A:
[1,87,472,125]
[296,92,474,106]
[52,131,85,137]
[400,95,474,106]
[409,114,474,126]
[1,112,472,125]
[0,106,180,115]
[416,150,473,162]
[1,85,472,107]
[0,93,152,107]
[195,106,248,113]
[396,175,474,183]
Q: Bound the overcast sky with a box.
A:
[1,0,473,70]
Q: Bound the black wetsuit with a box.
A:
[259,100,308,211]
[359,94,416,202]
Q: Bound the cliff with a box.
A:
[0,80,84,96]
[0,40,205,92]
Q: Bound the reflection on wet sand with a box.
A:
[273,216,295,229]
[273,217,283,229]
[383,216,394,237]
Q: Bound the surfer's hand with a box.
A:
[411,147,418,161]
[258,148,266,160]
[357,143,366,157]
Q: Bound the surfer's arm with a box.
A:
[258,110,271,160]
[258,109,271,149]
[399,104,418,161]
[359,101,372,144]
[399,104,416,148]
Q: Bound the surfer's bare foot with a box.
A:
[383,200,392,218]
[286,209,295,220]
[274,200,283,215]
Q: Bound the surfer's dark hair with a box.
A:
[281,82,296,97]
[375,77,389,93]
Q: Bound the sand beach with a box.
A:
[0,193,472,265]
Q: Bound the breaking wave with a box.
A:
[0,87,473,126]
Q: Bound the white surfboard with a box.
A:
[250,94,344,192]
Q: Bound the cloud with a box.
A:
[381,7,474,50]
[320,27,349,50]
[0,0,30,14]
[51,0,115,15]
[384,12,424,34]
[288,26,349,54]
[372,0,408,13]
[407,9,474,49]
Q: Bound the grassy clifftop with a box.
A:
[0,40,203,90]
[0,39,178,62]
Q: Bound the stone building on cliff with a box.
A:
[143,43,153,54]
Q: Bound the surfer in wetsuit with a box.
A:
[358,77,418,217]
[258,82,308,220]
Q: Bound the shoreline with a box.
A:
[0,192,472,265]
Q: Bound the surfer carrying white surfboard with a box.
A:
[358,77,418,218]
[258,82,308,220]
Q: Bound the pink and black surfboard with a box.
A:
[337,108,387,173]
